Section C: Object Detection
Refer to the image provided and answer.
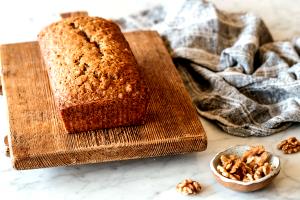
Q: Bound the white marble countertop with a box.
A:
[0,0,300,199]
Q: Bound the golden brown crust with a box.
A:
[38,16,148,133]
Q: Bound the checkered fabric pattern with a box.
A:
[116,0,300,136]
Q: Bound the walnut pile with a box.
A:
[217,145,273,182]
[176,179,201,195]
[277,137,300,154]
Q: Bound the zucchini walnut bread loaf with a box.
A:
[38,16,149,133]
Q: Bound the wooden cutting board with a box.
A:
[0,31,207,170]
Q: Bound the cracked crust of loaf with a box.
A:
[38,16,149,133]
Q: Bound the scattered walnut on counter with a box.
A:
[277,137,300,154]
[5,147,10,157]
[4,135,8,146]
[176,179,201,195]
[4,135,10,157]
[217,145,273,182]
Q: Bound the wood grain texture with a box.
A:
[60,11,88,18]
[0,31,207,170]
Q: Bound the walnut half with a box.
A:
[176,179,202,195]
[277,137,300,154]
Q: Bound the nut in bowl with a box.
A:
[210,145,280,192]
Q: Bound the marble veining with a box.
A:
[0,0,300,199]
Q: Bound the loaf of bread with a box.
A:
[38,16,149,133]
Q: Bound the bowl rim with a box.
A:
[210,145,281,186]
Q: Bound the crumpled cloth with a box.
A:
[115,0,300,136]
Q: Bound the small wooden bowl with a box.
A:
[210,145,280,192]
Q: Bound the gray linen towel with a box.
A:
[116,0,300,136]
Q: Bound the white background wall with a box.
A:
[0,0,300,44]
